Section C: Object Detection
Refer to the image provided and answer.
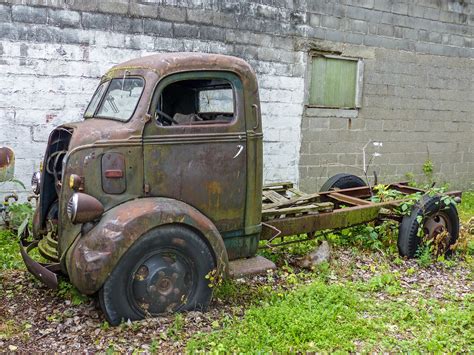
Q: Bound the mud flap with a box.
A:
[19,239,60,289]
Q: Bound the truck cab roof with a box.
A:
[105,52,258,90]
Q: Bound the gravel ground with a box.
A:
[1,247,472,353]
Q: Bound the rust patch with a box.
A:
[207,181,222,210]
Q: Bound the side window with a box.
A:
[199,88,233,113]
[155,78,235,126]
[309,55,363,109]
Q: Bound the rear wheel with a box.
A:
[320,173,367,192]
[398,196,459,258]
[99,225,216,325]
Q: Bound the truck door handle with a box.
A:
[252,104,260,131]
[233,145,244,159]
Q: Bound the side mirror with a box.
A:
[0,147,15,182]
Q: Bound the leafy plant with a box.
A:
[149,338,159,353]
[166,313,185,341]
[458,191,474,222]
[415,244,433,267]
[0,229,23,269]
[6,202,34,237]
[366,272,402,295]
[57,279,89,305]
[422,159,434,185]
[371,184,422,216]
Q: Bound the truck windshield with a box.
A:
[84,78,144,121]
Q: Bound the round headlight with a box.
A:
[31,171,41,195]
[67,193,104,224]
[67,193,79,222]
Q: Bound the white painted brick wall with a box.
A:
[0,38,305,196]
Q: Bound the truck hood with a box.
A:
[64,119,142,150]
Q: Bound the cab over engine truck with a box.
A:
[21,53,461,325]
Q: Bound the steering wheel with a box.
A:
[155,109,178,125]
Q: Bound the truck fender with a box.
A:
[66,197,229,295]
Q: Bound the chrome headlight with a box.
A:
[66,193,79,222]
[31,171,41,195]
[67,192,104,224]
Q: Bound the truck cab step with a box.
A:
[229,255,276,278]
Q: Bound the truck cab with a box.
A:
[26,53,264,324]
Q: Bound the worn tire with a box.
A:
[398,195,459,258]
[99,225,216,325]
[319,173,367,192]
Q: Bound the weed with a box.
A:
[405,172,416,186]
[422,159,434,185]
[130,320,141,332]
[212,278,263,306]
[0,320,21,340]
[0,229,23,269]
[416,244,433,267]
[46,310,65,322]
[149,338,159,353]
[4,202,34,234]
[458,191,474,222]
[166,313,185,341]
[393,256,403,265]
[437,254,457,268]
[366,273,402,295]
[57,279,89,305]
[100,321,110,331]
[327,222,398,254]
[314,260,330,281]
[105,344,117,355]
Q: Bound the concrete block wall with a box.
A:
[299,44,474,191]
[0,0,472,197]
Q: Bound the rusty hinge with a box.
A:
[144,183,150,194]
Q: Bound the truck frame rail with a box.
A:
[260,181,461,246]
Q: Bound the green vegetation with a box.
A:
[6,202,34,233]
[0,229,23,269]
[189,280,473,352]
[459,191,474,222]
[57,279,90,305]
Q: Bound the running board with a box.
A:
[229,255,276,278]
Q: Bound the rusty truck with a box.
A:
[19,53,461,325]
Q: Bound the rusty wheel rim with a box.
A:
[128,249,195,316]
[422,211,453,255]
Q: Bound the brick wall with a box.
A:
[0,0,472,196]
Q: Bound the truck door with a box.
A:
[143,71,247,237]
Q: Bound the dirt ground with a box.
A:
[1,247,472,353]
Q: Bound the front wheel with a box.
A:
[99,225,216,325]
[398,195,459,258]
